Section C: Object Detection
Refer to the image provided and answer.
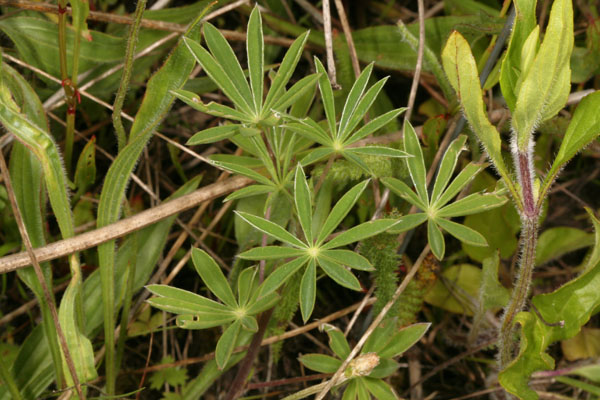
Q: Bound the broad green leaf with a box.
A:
[286,121,332,145]
[183,37,253,115]
[258,256,308,297]
[237,267,258,307]
[235,211,307,248]
[346,108,406,144]
[435,218,487,247]
[300,260,317,322]
[356,378,370,399]
[295,164,313,243]
[314,58,337,136]
[424,264,480,315]
[378,323,430,359]
[321,250,374,271]
[437,192,507,217]
[560,328,600,361]
[479,252,510,311]
[500,210,600,399]
[211,160,273,186]
[263,31,310,111]
[322,324,351,359]
[512,0,573,151]
[146,285,229,312]
[363,323,396,354]
[317,180,370,245]
[322,219,400,250]
[346,147,410,158]
[428,220,445,260]
[215,321,242,369]
[441,32,517,204]
[381,177,428,211]
[343,379,359,400]
[431,135,467,203]
[339,63,374,139]
[363,377,398,400]
[536,227,594,266]
[238,246,306,260]
[340,76,387,141]
[434,163,485,208]
[187,124,241,145]
[318,257,362,291]
[300,147,335,167]
[191,248,237,308]
[73,136,96,197]
[499,0,537,111]
[247,7,264,113]
[148,298,231,317]
[543,91,600,200]
[224,184,274,202]
[368,358,400,379]
[298,354,342,373]
[403,120,428,204]
[202,23,254,113]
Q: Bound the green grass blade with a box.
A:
[247,7,264,113]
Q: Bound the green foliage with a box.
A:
[149,356,188,390]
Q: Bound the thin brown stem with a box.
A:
[322,0,339,88]
[0,148,84,399]
[333,0,360,78]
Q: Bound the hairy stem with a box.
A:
[499,150,539,369]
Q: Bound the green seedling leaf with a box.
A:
[342,78,388,140]
[298,354,342,373]
[387,213,428,234]
[346,147,409,158]
[176,313,237,330]
[434,163,486,208]
[368,359,400,379]
[381,177,428,210]
[437,192,507,218]
[187,124,241,145]
[403,120,428,205]
[339,63,374,139]
[247,6,264,113]
[183,37,253,115]
[322,219,399,250]
[245,292,279,315]
[191,248,237,309]
[346,108,406,144]
[480,252,510,311]
[343,380,359,400]
[314,58,337,136]
[435,218,487,247]
[295,164,313,243]
[237,267,258,307]
[321,250,374,271]
[202,23,254,113]
[211,160,273,187]
[512,0,573,151]
[427,220,445,260]
[258,256,308,297]
[499,0,537,111]
[224,184,274,202]
[172,89,252,122]
[235,211,307,248]
[378,323,430,359]
[272,73,321,111]
[238,246,306,260]
[536,227,594,266]
[543,91,600,201]
[318,257,362,291]
[146,284,229,312]
[317,180,370,244]
[215,320,242,369]
[431,135,467,203]
[363,377,397,400]
[322,324,351,359]
[442,31,518,206]
[300,260,317,322]
[239,315,259,332]
[263,31,310,111]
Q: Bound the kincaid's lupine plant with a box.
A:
[442,0,600,397]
